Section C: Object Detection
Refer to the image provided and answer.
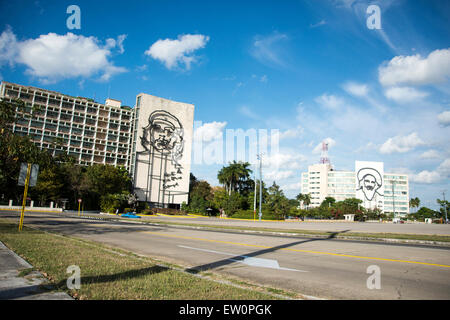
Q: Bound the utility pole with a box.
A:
[253,169,257,221]
[392,180,396,222]
[257,154,263,221]
[443,190,448,224]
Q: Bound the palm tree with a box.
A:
[217,161,252,195]
[303,193,312,210]
[296,193,305,207]
[296,193,311,210]
[409,197,421,213]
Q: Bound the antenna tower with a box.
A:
[319,141,330,165]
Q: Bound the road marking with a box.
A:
[141,231,450,268]
[178,245,307,272]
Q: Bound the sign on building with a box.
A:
[355,161,384,211]
[132,94,194,207]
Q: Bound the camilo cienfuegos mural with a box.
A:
[355,161,384,211]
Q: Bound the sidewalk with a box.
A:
[0,241,72,300]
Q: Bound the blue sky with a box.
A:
[0,0,449,209]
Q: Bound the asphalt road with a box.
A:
[1,210,450,300]
[136,214,450,235]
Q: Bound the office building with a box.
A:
[0,81,194,208]
[300,161,409,216]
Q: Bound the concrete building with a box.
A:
[300,161,409,216]
[0,81,194,208]
[0,81,134,168]
[131,93,194,208]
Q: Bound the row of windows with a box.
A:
[7,88,133,118]
[328,172,354,177]
[384,175,407,180]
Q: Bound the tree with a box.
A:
[267,182,290,220]
[409,197,420,213]
[320,197,336,208]
[185,180,214,214]
[296,193,312,210]
[31,166,64,206]
[437,199,449,221]
[211,187,245,217]
[411,207,440,221]
[217,161,252,195]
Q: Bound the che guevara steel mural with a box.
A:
[140,110,184,191]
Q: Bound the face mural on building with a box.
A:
[140,110,184,190]
[140,110,184,166]
[356,168,383,201]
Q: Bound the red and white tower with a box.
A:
[320,141,330,165]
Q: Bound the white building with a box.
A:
[300,161,409,216]
[131,93,194,208]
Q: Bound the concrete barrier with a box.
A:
[0,205,63,213]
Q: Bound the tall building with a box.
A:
[131,93,194,208]
[0,81,133,168]
[300,161,409,216]
[0,81,194,208]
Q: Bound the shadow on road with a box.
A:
[185,230,350,273]
[54,265,169,290]
[0,211,165,235]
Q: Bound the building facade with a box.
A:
[0,81,194,208]
[300,161,409,216]
[0,81,134,168]
[131,93,194,207]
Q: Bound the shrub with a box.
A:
[141,209,154,215]
[230,209,281,220]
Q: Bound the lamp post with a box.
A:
[443,190,448,224]
[253,169,257,221]
[391,180,396,222]
[257,154,263,221]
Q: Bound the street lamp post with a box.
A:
[443,190,448,224]
[253,169,257,221]
[257,154,263,221]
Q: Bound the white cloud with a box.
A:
[264,170,295,181]
[250,32,288,67]
[378,48,450,87]
[438,158,450,176]
[260,75,268,83]
[0,27,17,67]
[194,121,227,142]
[310,20,326,28]
[0,28,127,82]
[419,150,440,160]
[145,34,209,70]
[312,137,336,154]
[282,181,302,191]
[279,126,303,140]
[342,82,369,97]
[263,152,306,170]
[384,86,428,103]
[437,110,450,127]
[315,94,345,109]
[379,132,425,154]
[239,106,259,120]
[410,159,450,184]
[410,170,441,184]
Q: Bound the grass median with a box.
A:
[0,219,280,300]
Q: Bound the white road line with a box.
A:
[178,245,308,272]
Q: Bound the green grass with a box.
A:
[0,219,282,300]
